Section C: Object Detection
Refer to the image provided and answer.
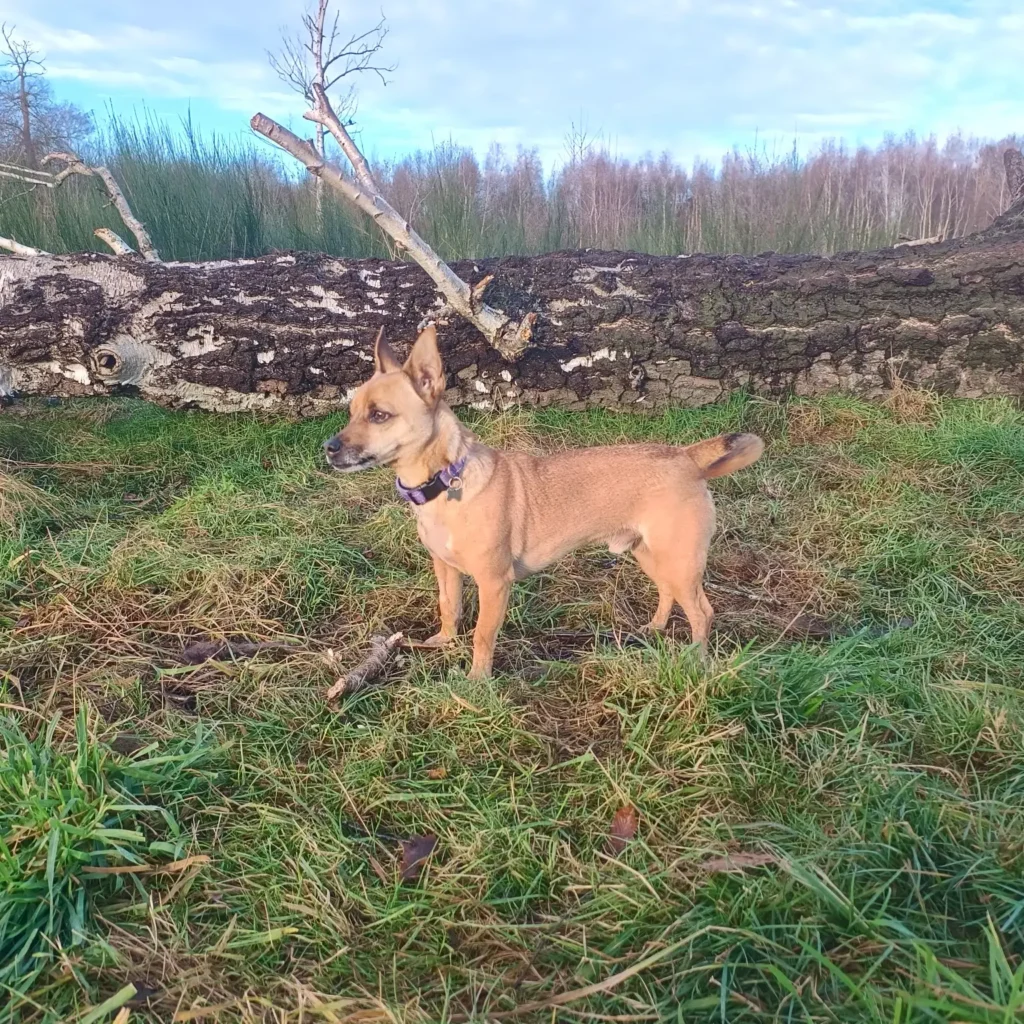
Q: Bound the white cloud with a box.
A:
[8,0,1024,165]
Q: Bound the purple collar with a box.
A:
[396,456,467,505]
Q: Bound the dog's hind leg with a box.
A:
[632,542,676,631]
[672,565,714,651]
[639,508,715,651]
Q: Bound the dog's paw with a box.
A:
[409,631,457,650]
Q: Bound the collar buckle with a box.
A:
[396,455,467,505]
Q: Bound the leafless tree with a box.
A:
[269,3,393,219]
[0,24,92,167]
[269,5,392,160]
[1,23,43,166]
[253,1,535,358]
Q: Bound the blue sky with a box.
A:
[6,0,1023,167]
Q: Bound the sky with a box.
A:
[4,0,1023,168]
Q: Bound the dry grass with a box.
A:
[2,393,1024,1022]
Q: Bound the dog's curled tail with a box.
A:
[683,432,764,479]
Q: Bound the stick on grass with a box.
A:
[325,631,403,699]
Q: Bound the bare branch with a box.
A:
[305,81,377,193]
[0,161,56,187]
[41,152,160,262]
[0,23,44,76]
[259,1,531,356]
[250,112,534,358]
[0,234,47,256]
[1,23,46,166]
[93,227,135,256]
[269,5,393,124]
[319,17,394,90]
[92,166,159,262]
[896,234,942,248]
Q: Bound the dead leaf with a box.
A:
[607,805,638,856]
[698,851,777,873]
[426,767,448,780]
[398,835,438,882]
[81,854,210,878]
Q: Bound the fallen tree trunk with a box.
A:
[2,213,1023,416]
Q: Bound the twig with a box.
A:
[0,234,47,256]
[93,227,135,256]
[325,631,403,699]
[41,152,160,262]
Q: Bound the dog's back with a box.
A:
[478,433,763,575]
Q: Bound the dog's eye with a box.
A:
[369,409,392,424]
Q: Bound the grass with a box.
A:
[1,392,1024,1022]
[0,118,1017,260]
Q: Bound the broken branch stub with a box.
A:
[250,112,534,360]
[0,235,48,256]
[93,228,135,257]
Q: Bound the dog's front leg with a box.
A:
[422,555,463,648]
[468,576,512,680]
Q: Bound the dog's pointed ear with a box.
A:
[373,327,402,375]
[404,324,446,405]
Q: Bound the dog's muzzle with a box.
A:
[323,436,376,472]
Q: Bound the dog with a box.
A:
[324,325,764,679]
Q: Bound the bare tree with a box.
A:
[0,25,92,167]
[0,24,43,166]
[269,3,393,219]
[254,2,536,358]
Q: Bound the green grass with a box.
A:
[2,394,1024,1022]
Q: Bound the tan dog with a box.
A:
[324,325,764,679]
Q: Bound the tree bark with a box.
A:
[1,224,1023,416]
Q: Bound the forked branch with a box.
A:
[250,112,535,358]
[41,152,160,261]
[256,1,533,359]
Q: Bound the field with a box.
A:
[2,392,1024,1022]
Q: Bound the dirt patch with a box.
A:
[513,678,622,760]
[787,403,872,445]
[706,542,859,642]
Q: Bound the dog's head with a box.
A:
[323,325,446,472]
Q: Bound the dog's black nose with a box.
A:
[324,436,341,455]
